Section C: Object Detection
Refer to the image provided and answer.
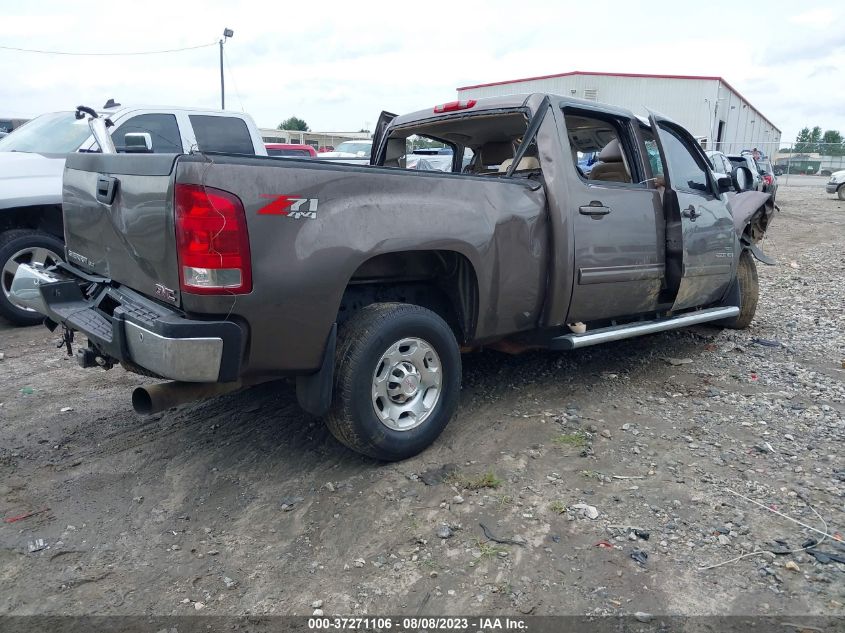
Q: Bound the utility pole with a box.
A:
[220,28,234,110]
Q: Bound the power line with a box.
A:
[0,41,217,57]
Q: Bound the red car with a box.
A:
[264,143,317,158]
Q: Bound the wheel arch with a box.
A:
[0,204,64,240]
[338,249,480,344]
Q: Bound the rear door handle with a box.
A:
[682,205,700,221]
[96,175,119,205]
[579,201,611,217]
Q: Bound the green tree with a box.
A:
[794,127,812,153]
[821,130,844,156]
[278,117,309,131]
[794,126,824,154]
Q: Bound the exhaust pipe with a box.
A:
[132,380,249,415]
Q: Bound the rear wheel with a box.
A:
[325,302,461,461]
[720,250,758,330]
[0,229,64,326]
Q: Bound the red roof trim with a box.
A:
[456,70,780,134]
[456,70,726,90]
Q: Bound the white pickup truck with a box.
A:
[0,102,266,325]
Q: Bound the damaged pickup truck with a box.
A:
[11,95,773,461]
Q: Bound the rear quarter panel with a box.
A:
[175,156,549,374]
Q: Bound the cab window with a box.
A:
[640,128,664,183]
[111,113,182,153]
[381,111,529,176]
[563,109,641,185]
[189,115,255,155]
[657,124,711,195]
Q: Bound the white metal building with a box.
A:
[259,128,370,149]
[457,71,780,154]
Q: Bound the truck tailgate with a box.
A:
[63,153,182,306]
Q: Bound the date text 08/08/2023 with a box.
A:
[307,616,528,631]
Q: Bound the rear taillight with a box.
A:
[174,183,252,295]
[433,99,476,113]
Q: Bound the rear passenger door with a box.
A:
[563,107,666,323]
[648,114,735,311]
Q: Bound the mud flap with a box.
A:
[747,242,776,266]
[296,323,336,417]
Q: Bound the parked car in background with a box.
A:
[826,170,845,200]
[728,154,763,191]
[0,117,29,133]
[705,150,733,177]
[317,145,334,153]
[755,158,778,201]
[412,147,452,155]
[318,139,373,165]
[0,102,267,326]
[405,154,453,171]
[265,143,317,158]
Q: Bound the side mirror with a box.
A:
[123,132,153,153]
[731,165,753,192]
[716,175,732,194]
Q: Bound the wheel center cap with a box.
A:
[402,374,419,396]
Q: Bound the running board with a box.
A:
[550,306,739,350]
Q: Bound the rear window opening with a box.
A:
[380,111,540,178]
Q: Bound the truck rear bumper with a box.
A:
[11,263,244,382]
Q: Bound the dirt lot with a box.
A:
[0,186,843,618]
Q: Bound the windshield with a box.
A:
[334,141,371,154]
[0,111,92,153]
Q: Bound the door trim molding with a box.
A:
[579,263,664,285]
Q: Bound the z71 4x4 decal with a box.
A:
[258,195,318,219]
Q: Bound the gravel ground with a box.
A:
[0,185,842,618]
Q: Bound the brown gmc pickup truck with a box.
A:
[11,95,773,460]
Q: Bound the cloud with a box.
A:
[1,0,843,142]
[789,7,836,25]
[761,32,845,65]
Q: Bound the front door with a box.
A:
[648,114,735,311]
[370,111,397,164]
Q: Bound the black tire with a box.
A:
[721,250,758,330]
[0,229,64,326]
[838,185,845,201]
[325,302,461,461]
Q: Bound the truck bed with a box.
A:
[62,152,549,375]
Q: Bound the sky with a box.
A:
[1,0,842,143]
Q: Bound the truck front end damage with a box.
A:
[727,190,776,264]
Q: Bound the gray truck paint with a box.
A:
[52,93,769,381]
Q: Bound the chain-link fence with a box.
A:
[707,141,845,183]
